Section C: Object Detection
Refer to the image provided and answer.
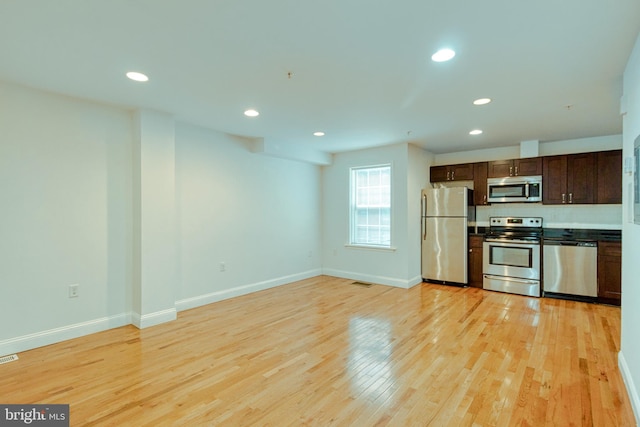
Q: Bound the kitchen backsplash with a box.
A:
[475,204,622,230]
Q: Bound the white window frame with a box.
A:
[349,164,392,249]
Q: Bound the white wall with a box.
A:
[132,111,178,327]
[407,144,433,282]
[174,123,322,310]
[0,82,133,353]
[620,31,640,424]
[322,143,431,288]
[0,81,323,354]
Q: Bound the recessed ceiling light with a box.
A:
[431,48,456,62]
[473,98,492,105]
[126,71,149,82]
[469,129,483,135]
[313,131,325,136]
[244,109,260,117]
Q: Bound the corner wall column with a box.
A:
[132,110,177,328]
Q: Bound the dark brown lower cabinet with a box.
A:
[469,235,484,288]
[598,241,621,305]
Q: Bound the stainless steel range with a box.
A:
[483,217,542,297]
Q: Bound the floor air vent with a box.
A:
[0,354,19,365]
[351,281,374,287]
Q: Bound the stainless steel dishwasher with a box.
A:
[543,240,598,297]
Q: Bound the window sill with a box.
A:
[344,244,397,252]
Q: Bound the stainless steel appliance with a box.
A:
[487,175,542,203]
[483,217,542,297]
[421,187,473,285]
[543,239,597,297]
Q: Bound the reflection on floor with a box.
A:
[0,275,634,426]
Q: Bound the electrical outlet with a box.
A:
[219,262,226,272]
[68,284,79,298]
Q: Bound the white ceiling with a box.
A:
[1,0,639,155]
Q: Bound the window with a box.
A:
[350,165,391,247]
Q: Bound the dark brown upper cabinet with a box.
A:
[543,153,596,204]
[596,150,622,204]
[473,162,489,205]
[430,163,474,182]
[431,149,620,205]
[487,158,542,178]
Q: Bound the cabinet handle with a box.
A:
[451,170,455,180]
[509,166,513,176]
[515,166,519,176]
[562,193,566,203]
[483,195,487,205]
[447,171,451,181]
[569,193,573,204]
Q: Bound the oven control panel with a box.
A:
[489,217,542,228]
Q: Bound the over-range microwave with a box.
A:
[487,175,542,203]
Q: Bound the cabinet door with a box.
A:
[468,236,484,288]
[597,150,622,204]
[430,165,449,182]
[473,162,488,205]
[543,155,568,204]
[567,153,596,204]
[598,241,621,304]
[487,160,514,178]
[450,163,474,181]
[514,157,542,176]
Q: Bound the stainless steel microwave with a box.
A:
[487,175,542,203]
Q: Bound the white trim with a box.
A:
[0,271,324,354]
[175,269,322,312]
[131,308,177,329]
[322,268,416,289]
[407,275,424,288]
[344,244,397,252]
[0,313,130,356]
[349,164,393,248]
[619,351,640,425]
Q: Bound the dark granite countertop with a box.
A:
[542,228,621,242]
[467,225,621,242]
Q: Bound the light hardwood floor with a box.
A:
[1,276,635,426]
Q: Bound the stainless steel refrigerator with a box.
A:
[421,187,472,285]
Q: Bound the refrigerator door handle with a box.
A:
[422,193,427,240]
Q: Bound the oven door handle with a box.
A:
[484,238,538,244]
[483,275,539,285]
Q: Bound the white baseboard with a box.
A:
[131,308,177,329]
[0,270,324,356]
[175,269,322,312]
[407,275,424,288]
[0,313,130,356]
[619,351,640,425]
[322,268,418,289]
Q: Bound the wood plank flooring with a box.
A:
[0,276,635,426]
